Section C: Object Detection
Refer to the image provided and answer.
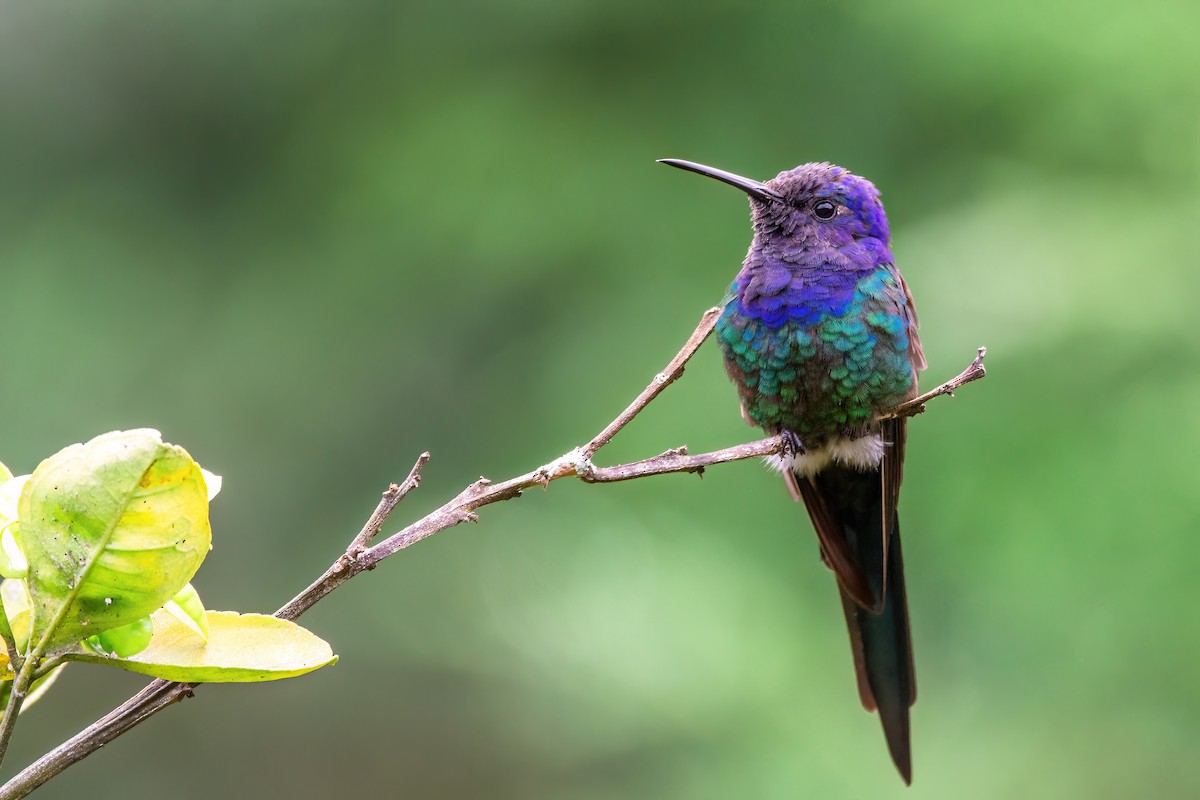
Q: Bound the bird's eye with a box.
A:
[813,200,837,220]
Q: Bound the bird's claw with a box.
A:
[780,429,805,457]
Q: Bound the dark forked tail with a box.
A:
[796,463,916,784]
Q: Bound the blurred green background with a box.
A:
[1,0,1197,797]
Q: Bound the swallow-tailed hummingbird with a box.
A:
[660,158,924,784]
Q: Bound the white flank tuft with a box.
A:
[763,434,885,476]
[828,434,885,470]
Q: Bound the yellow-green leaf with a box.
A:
[164,583,208,642]
[0,477,29,578]
[1,579,31,655]
[19,429,212,655]
[0,474,23,523]
[85,615,154,658]
[0,523,28,580]
[201,469,222,501]
[64,610,337,682]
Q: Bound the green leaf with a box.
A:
[164,583,208,642]
[19,429,212,655]
[1,579,31,655]
[0,580,30,680]
[0,582,14,657]
[0,524,28,581]
[85,615,154,658]
[64,610,337,682]
[0,474,28,651]
[0,476,29,579]
[201,469,222,501]
[0,475,27,529]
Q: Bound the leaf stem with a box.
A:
[32,656,65,682]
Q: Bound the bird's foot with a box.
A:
[780,429,805,457]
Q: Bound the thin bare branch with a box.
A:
[0,307,986,800]
[347,452,429,554]
[581,438,782,482]
[879,347,988,421]
[581,305,723,459]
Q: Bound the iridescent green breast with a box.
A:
[716,265,916,441]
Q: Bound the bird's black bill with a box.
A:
[657,158,783,204]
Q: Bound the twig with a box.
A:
[347,453,429,554]
[0,672,31,776]
[581,304,724,459]
[879,347,988,421]
[581,439,782,483]
[0,306,985,799]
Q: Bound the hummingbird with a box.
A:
[660,158,925,784]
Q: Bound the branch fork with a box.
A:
[0,307,986,799]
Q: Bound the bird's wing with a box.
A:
[899,272,926,373]
[788,422,908,614]
[789,470,879,611]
